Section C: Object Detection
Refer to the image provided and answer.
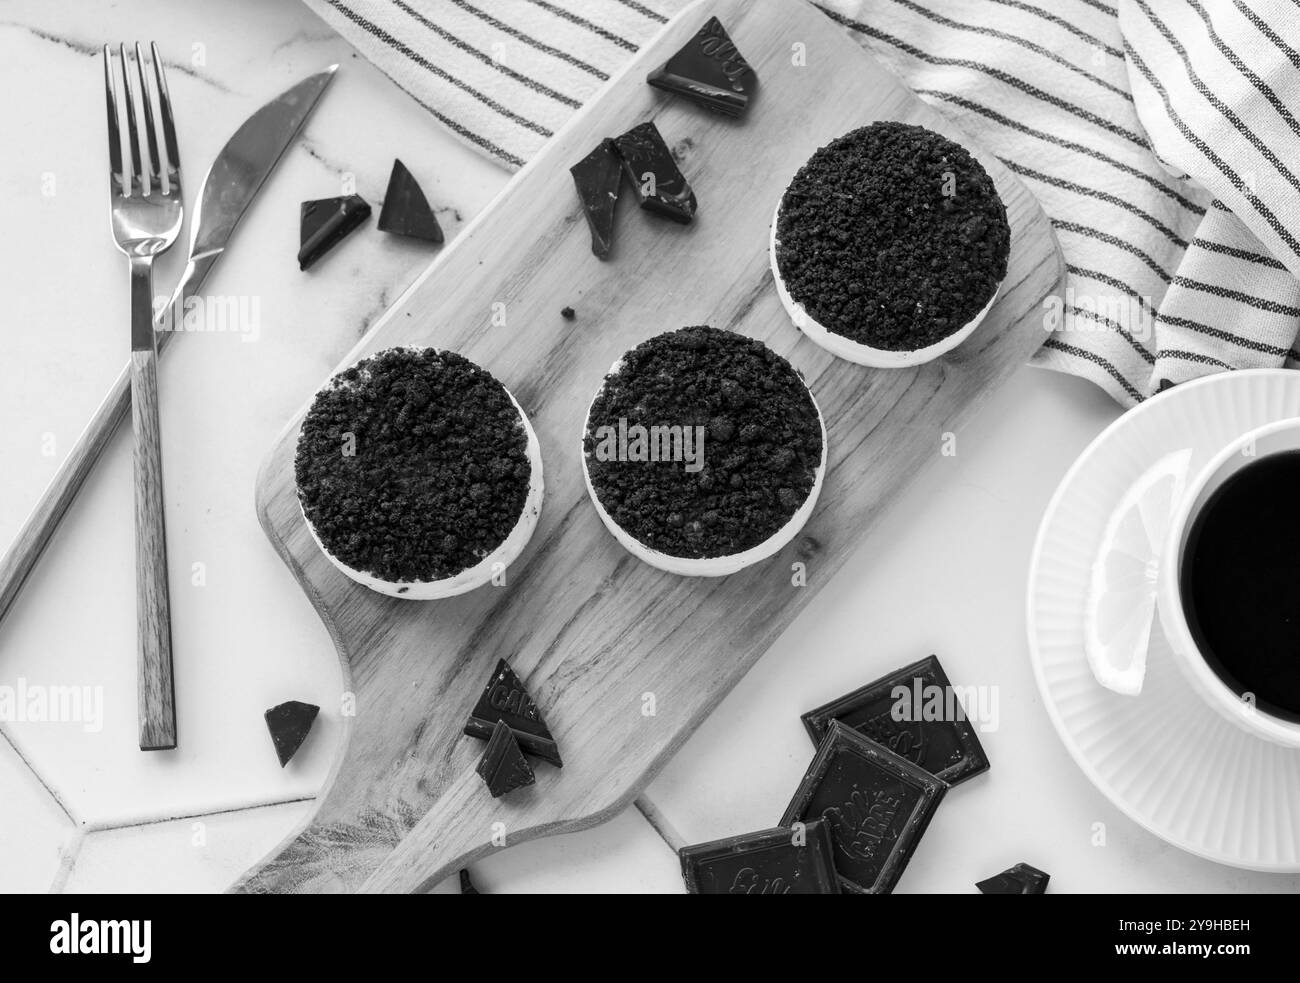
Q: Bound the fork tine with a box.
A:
[118,43,144,196]
[150,43,180,193]
[102,45,124,195]
[134,42,161,194]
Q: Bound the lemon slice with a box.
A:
[1084,448,1193,695]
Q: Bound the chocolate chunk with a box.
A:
[464,658,562,767]
[263,701,319,767]
[801,655,990,787]
[977,862,1050,894]
[569,139,623,258]
[561,306,576,320]
[612,122,697,224]
[377,159,444,243]
[679,821,840,894]
[298,194,371,271]
[780,720,947,894]
[459,869,480,894]
[647,16,755,117]
[476,719,536,798]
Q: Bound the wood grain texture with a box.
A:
[131,344,176,751]
[235,0,1064,893]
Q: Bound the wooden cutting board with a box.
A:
[234,0,1063,893]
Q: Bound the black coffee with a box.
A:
[1181,450,1300,721]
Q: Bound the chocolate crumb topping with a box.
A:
[295,347,531,583]
[775,122,1009,351]
[584,326,822,559]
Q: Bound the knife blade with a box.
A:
[0,65,337,627]
[159,64,338,338]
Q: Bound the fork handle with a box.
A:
[130,259,176,751]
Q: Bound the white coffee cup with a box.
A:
[1157,417,1300,748]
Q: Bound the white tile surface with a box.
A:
[4,0,1294,893]
[0,0,678,894]
[58,798,679,894]
[0,0,503,826]
[0,734,76,893]
[644,367,1300,892]
[61,799,315,894]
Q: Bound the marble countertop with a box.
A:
[2,0,1297,894]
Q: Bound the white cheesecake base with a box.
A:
[769,202,1002,368]
[301,386,544,600]
[581,358,827,577]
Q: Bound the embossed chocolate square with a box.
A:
[781,721,947,894]
[801,655,990,787]
[679,820,840,894]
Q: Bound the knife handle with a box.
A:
[0,269,192,631]
[131,331,177,752]
[0,365,129,626]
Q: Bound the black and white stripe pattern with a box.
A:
[306,0,672,167]
[303,0,1300,405]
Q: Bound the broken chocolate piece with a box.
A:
[298,194,371,270]
[263,700,320,767]
[977,862,1050,894]
[377,159,444,243]
[679,821,840,894]
[459,869,480,894]
[613,122,697,224]
[647,15,755,117]
[476,719,536,798]
[464,658,562,767]
[780,720,947,894]
[561,306,576,320]
[801,655,990,787]
[569,139,623,258]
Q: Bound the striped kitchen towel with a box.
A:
[302,0,1300,406]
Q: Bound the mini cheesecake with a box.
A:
[771,121,1010,367]
[294,347,543,599]
[581,326,826,577]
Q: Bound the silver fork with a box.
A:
[104,42,182,751]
